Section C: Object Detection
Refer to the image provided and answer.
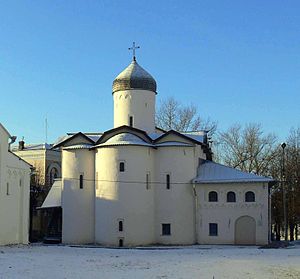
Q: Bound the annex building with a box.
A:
[0,123,31,245]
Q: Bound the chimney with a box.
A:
[19,140,25,150]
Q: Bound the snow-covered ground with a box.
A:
[0,244,299,279]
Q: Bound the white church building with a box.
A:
[0,123,31,245]
[45,54,273,246]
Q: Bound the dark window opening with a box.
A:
[227,191,236,202]
[162,223,171,235]
[119,162,125,172]
[166,174,170,189]
[146,172,150,189]
[119,221,123,232]
[209,223,218,236]
[119,238,123,247]
[245,191,255,202]
[79,174,84,189]
[129,116,133,127]
[208,191,218,202]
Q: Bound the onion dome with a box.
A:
[112,59,157,94]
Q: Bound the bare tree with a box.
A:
[156,97,217,134]
[285,127,300,240]
[217,123,278,176]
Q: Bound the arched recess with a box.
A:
[235,216,256,245]
[47,162,62,186]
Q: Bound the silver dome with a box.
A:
[112,59,157,94]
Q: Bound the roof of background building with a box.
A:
[12,143,53,151]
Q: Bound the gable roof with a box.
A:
[8,150,33,167]
[95,125,153,145]
[0,123,11,137]
[93,132,154,148]
[193,160,273,184]
[154,130,203,145]
[52,132,95,149]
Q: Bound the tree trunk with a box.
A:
[289,223,295,241]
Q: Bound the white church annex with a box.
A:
[45,50,273,246]
[0,123,31,245]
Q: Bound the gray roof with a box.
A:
[62,144,94,150]
[12,143,53,151]
[193,160,273,184]
[112,59,157,94]
[155,141,194,147]
[95,133,154,148]
[39,180,61,209]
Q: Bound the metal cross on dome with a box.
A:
[128,42,140,61]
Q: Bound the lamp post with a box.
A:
[281,142,288,241]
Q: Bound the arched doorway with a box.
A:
[235,216,256,245]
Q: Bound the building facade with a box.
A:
[13,142,61,241]
[44,57,272,246]
[0,123,31,245]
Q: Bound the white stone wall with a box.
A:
[61,148,95,244]
[95,146,155,246]
[154,146,198,245]
[195,182,269,245]
[113,89,156,133]
[0,125,30,245]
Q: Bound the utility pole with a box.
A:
[281,142,288,241]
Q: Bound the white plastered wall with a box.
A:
[61,148,95,244]
[0,126,30,245]
[113,90,156,133]
[195,182,269,245]
[95,145,155,246]
[154,146,199,245]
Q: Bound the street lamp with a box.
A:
[281,142,288,241]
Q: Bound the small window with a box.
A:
[209,223,218,236]
[6,182,9,195]
[129,116,133,127]
[208,191,218,202]
[146,172,150,190]
[119,220,123,232]
[227,191,236,202]
[162,223,171,235]
[79,174,84,189]
[245,191,255,202]
[119,162,125,172]
[166,174,170,189]
[19,179,22,187]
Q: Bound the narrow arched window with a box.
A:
[208,191,218,202]
[245,191,255,202]
[119,162,125,172]
[129,116,133,127]
[119,220,123,232]
[227,191,236,202]
[79,174,84,189]
[166,174,170,189]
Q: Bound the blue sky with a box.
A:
[0,1,299,143]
